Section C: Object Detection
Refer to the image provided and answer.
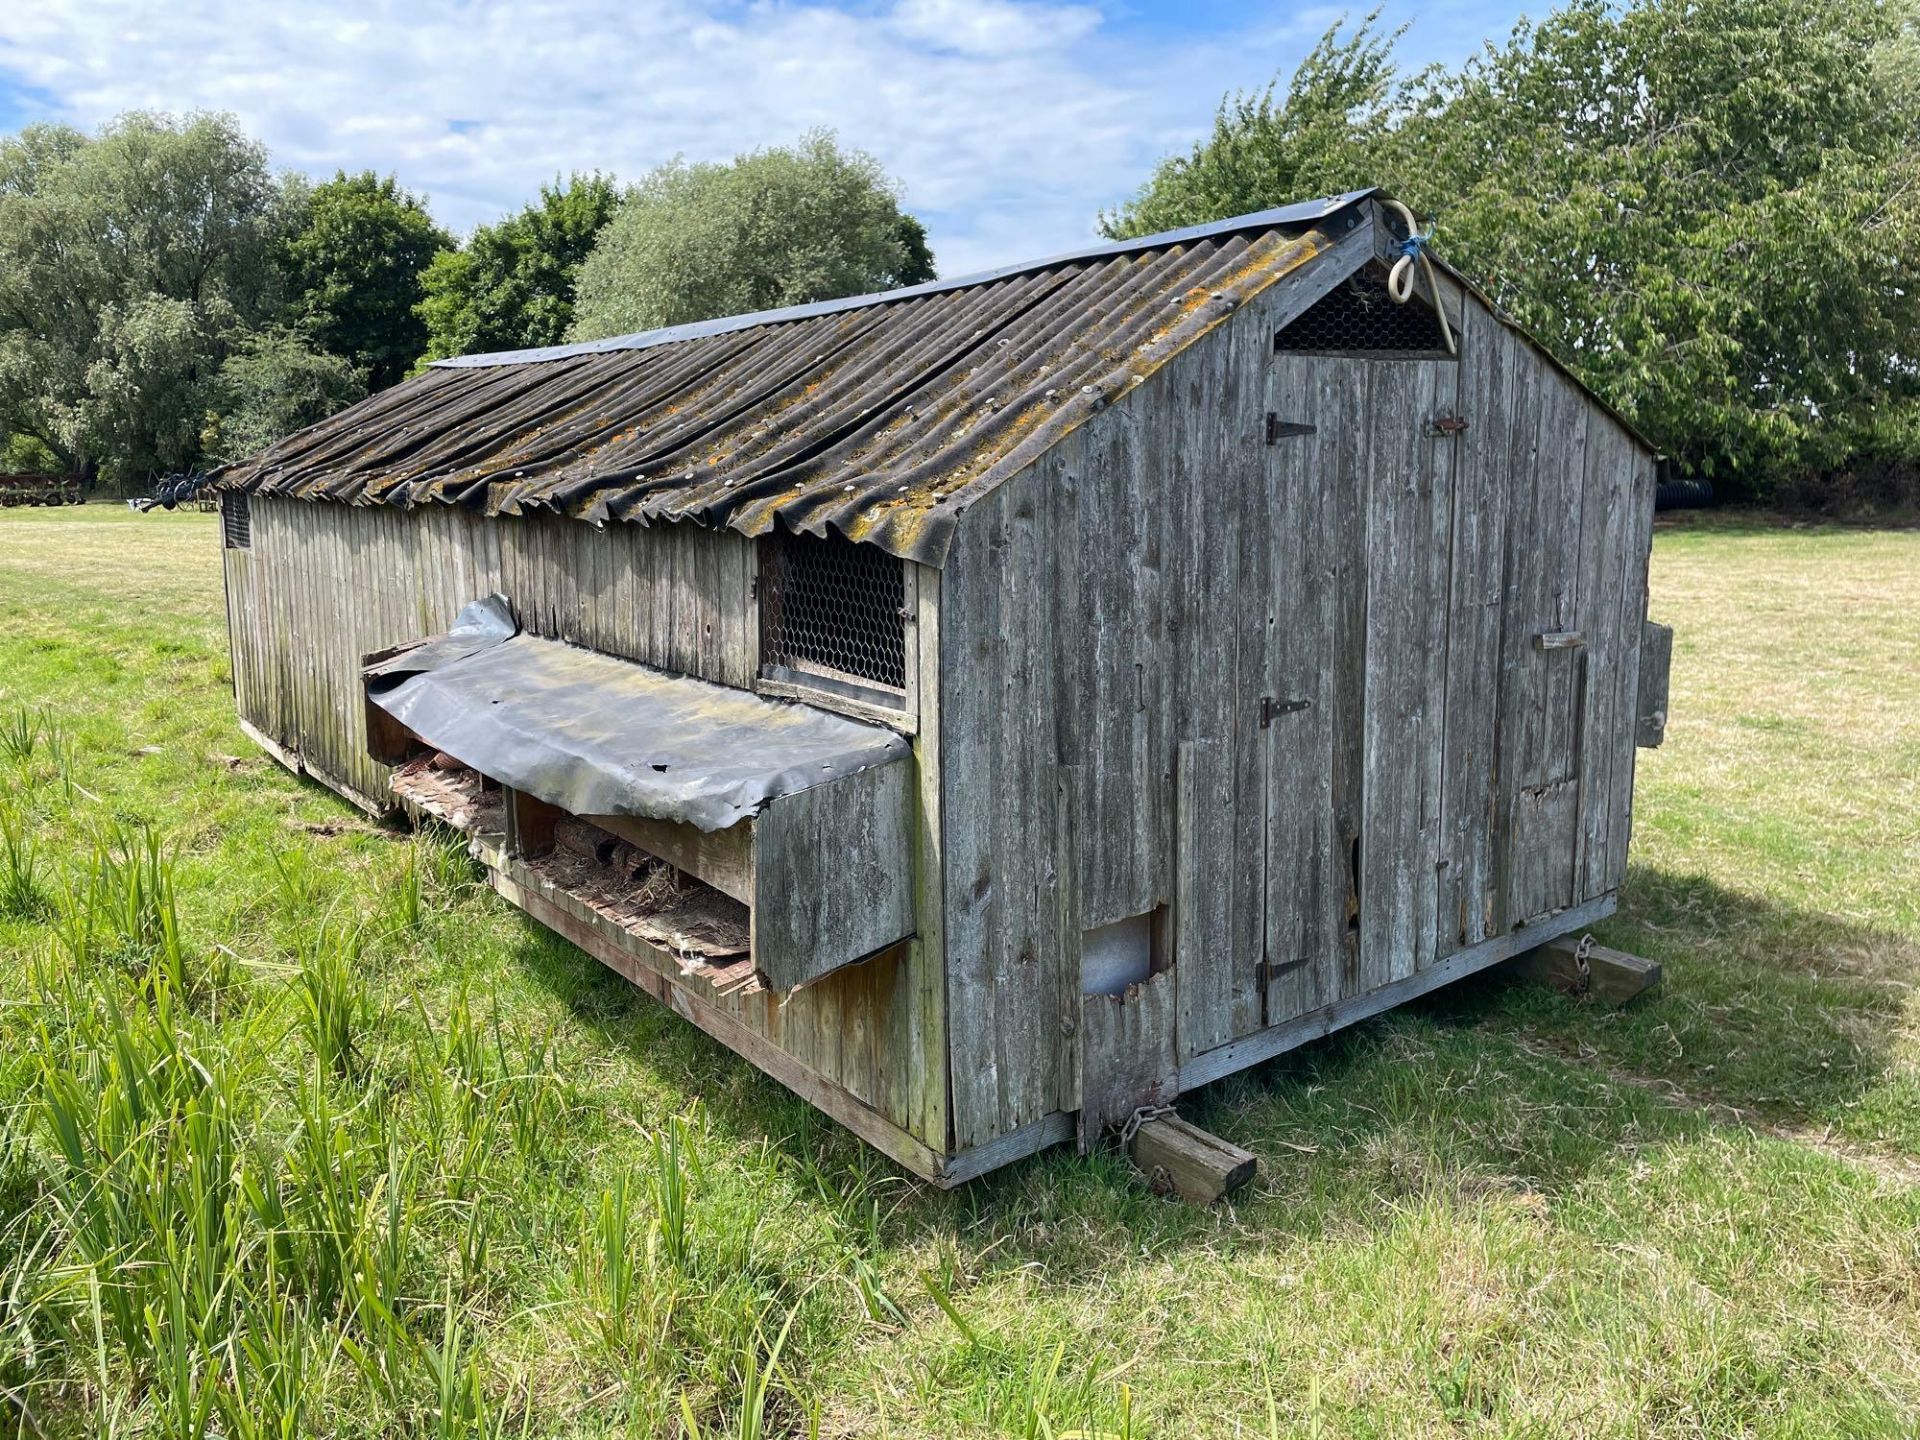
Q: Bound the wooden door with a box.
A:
[1257,355,1362,1028]
[1259,355,1460,1025]
[1352,362,1457,991]
[1497,367,1592,926]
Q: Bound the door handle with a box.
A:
[1535,631,1585,651]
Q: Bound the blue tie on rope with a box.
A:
[1382,199,1456,354]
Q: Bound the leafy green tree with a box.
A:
[201,325,365,463]
[279,170,448,389]
[1106,0,1920,493]
[569,131,937,340]
[894,214,936,288]
[418,173,619,360]
[1101,15,1400,239]
[0,426,58,474]
[0,111,288,479]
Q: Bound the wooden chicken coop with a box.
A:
[214,189,1671,1186]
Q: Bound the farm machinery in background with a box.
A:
[0,473,83,507]
[130,473,215,512]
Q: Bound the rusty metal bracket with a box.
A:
[1430,412,1469,436]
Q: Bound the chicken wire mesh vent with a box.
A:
[222,492,251,550]
[1274,272,1452,356]
[762,531,907,693]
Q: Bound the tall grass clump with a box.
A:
[576,1171,647,1361]
[33,978,250,1377]
[215,1279,321,1440]
[409,989,562,1205]
[385,844,424,936]
[268,846,330,926]
[0,705,42,770]
[420,829,482,906]
[0,704,76,802]
[0,803,51,921]
[650,1113,700,1274]
[48,819,197,996]
[294,922,372,1083]
[568,1113,715,1399]
[677,1306,806,1440]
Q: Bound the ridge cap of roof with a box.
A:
[430,188,1379,371]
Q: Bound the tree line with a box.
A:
[0,124,932,485]
[1109,0,1920,499]
[2,0,1914,499]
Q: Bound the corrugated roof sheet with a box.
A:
[217,193,1372,565]
[429,190,1375,369]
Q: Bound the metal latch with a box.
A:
[1535,630,1586,651]
[1266,413,1315,444]
[1430,412,1469,436]
[1260,696,1311,728]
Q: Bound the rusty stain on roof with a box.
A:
[217,203,1362,565]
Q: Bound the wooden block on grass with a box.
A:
[1512,934,1661,1006]
[1127,1115,1258,1204]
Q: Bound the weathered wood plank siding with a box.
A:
[222,206,1658,1168]
[223,497,945,1149]
[937,243,1656,1151]
[938,220,1380,1146]
[1432,303,1516,955]
[229,502,759,804]
[1357,357,1454,989]
[1257,353,1365,1027]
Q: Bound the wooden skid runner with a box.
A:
[1127,1116,1257,1204]
[1511,933,1662,1006]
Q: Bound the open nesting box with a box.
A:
[364,596,915,994]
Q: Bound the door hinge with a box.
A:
[1266,413,1315,444]
[1260,695,1311,728]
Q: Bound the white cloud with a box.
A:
[0,0,1402,274]
[886,0,1103,55]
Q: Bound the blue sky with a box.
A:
[0,0,1530,276]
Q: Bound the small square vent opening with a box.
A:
[1081,909,1170,996]
[222,491,251,550]
[761,530,907,696]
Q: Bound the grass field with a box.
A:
[1,505,1916,1438]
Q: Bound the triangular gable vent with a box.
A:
[1275,265,1452,357]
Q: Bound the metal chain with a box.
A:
[1118,1103,1176,1149]
[1572,932,1595,993]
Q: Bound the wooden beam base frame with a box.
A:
[238,717,392,819]
[492,862,953,1184]
[1511,933,1661,1006]
[1127,1115,1257,1204]
[1178,894,1616,1090]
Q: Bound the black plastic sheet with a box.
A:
[367,596,909,831]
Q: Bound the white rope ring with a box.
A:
[1381,198,1457,355]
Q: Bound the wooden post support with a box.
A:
[504,787,562,859]
[1511,934,1661,1006]
[1637,620,1673,749]
[1126,1115,1258,1204]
